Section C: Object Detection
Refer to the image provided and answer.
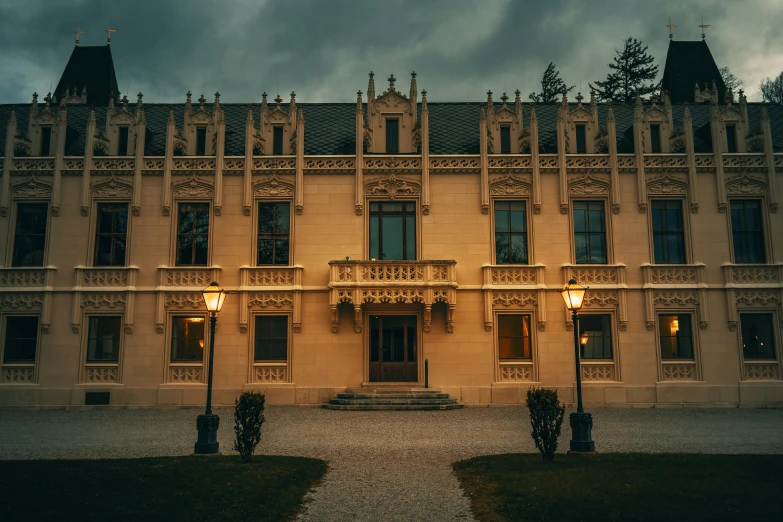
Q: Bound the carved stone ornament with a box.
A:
[0,293,43,309]
[11,176,52,198]
[492,291,537,307]
[735,290,781,306]
[725,174,767,196]
[171,175,214,198]
[583,291,618,307]
[165,293,205,309]
[81,293,126,309]
[361,289,425,304]
[248,293,294,308]
[489,175,532,196]
[365,174,421,199]
[653,291,699,306]
[568,173,610,195]
[253,174,295,197]
[646,173,688,195]
[91,175,133,198]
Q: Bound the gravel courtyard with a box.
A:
[2,406,782,521]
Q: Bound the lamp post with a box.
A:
[194,281,226,455]
[560,279,595,453]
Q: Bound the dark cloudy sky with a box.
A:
[1,0,781,104]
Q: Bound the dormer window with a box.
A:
[575,124,586,154]
[40,127,52,157]
[117,126,129,156]
[273,126,284,156]
[726,124,737,153]
[500,125,511,154]
[195,127,207,156]
[650,123,662,153]
[386,119,399,154]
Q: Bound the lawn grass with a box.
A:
[453,453,783,522]
[0,455,327,522]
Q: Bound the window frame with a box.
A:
[195,126,207,156]
[117,126,129,156]
[649,123,662,153]
[0,313,41,384]
[492,199,531,265]
[494,311,539,383]
[272,126,284,156]
[92,201,130,267]
[576,311,621,381]
[654,310,702,381]
[367,200,418,261]
[79,313,125,384]
[727,198,771,265]
[248,312,292,384]
[9,201,49,268]
[569,198,611,265]
[255,200,292,266]
[648,198,690,265]
[737,311,782,381]
[39,126,52,157]
[725,123,738,154]
[499,125,512,154]
[385,118,399,154]
[173,201,212,267]
[575,124,587,154]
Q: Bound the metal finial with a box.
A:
[198,94,206,105]
[411,71,416,78]
[699,16,710,40]
[106,25,117,44]
[74,27,85,46]
[369,71,374,79]
[666,17,677,40]
[274,94,283,104]
[500,92,509,104]
[388,74,396,89]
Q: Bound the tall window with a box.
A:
[579,314,613,359]
[254,316,288,361]
[494,201,528,264]
[118,127,129,156]
[40,127,52,156]
[650,123,661,153]
[730,200,766,264]
[726,124,737,153]
[257,202,290,265]
[573,200,607,264]
[171,317,205,362]
[651,200,686,264]
[575,124,586,154]
[498,315,531,359]
[195,127,207,155]
[272,126,283,156]
[658,314,693,359]
[176,203,209,266]
[86,316,122,362]
[386,119,399,153]
[94,203,128,266]
[500,125,511,154]
[369,201,416,260]
[3,316,38,363]
[12,203,47,267]
[740,313,776,359]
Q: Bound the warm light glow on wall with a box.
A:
[187,317,204,323]
[670,318,679,336]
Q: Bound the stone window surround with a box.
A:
[361,308,424,384]
[252,197,295,267]
[164,312,209,385]
[248,311,292,384]
[653,310,703,382]
[0,312,41,385]
[494,311,540,384]
[6,195,51,268]
[568,195,614,265]
[646,196,694,265]
[490,195,534,266]
[736,310,782,381]
[170,198,214,268]
[576,309,622,383]
[726,196,774,265]
[78,312,125,385]
[363,191,422,262]
[86,196,132,268]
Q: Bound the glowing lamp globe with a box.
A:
[202,282,226,313]
[560,279,586,311]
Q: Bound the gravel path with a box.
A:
[2,406,783,521]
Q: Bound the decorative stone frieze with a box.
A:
[84,366,118,384]
[169,366,203,384]
[91,174,133,198]
[2,366,35,384]
[71,266,138,334]
[364,174,421,198]
[562,264,627,330]
[488,174,531,195]
[499,363,533,382]
[641,263,708,331]
[581,363,615,382]
[744,362,779,381]
[481,264,545,332]
[722,263,783,331]
[567,173,611,195]
[0,267,56,333]
[155,266,221,333]
[239,266,303,334]
[661,362,696,381]
[11,176,53,198]
[646,172,688,195]
[253,364,287,383]
[328,260,457,334]
[252,173,295,197]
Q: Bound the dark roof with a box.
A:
[54,45,119,106]
[2,102,783,156]
[661,40,726,104]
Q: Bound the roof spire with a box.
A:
[388,73,396,91]
[74,26,85,46]
[368,71,375,99]
[500,92,508,106]
[106,25,117,44]
[666,17,677,40]
[410,71,417,100]
[699,15,710,40]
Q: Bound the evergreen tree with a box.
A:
[589,37,659,102]
[760,71,783,104]
[719,66,744,92]
[528,62,574,104]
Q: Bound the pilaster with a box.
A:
[79,106,94,216]
[295,109,304,215]
[632,96,646,213]
[607,104,620,214]
[710,102,727,212]
[355,90,364,215]
[243,106,254,216]
[162,110,175,216]
[557,96,567,213]
[530,104,541,214]
[683,106,699,213]
[213,95,225,216]
[761,105,778,212]
[0,110,16,216]
[132,95,145,216]
[421,90,430,215]
[53,101,67,217]
[479,108,489,214]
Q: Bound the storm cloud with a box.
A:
[0,0,781,103]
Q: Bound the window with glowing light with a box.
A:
[86,316,122,362]
[170,317,205,362]
[579,314,612,359]
[254,316,288,361]
[658,314,693,359]
[740,313,776,359]
[497,315,531,360]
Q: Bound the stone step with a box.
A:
[337,392,451,400]
[328,398,458,405]
[347,386,437,394]
[323,403,465,411]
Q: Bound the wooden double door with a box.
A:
[369,315,418,382]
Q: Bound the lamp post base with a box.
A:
[569,411,595,453]
[194,414,220,454]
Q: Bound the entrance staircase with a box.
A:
[323,384,464,411]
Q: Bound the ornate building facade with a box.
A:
[0,39,781,406]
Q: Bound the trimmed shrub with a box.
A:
[233,391,266,463]
[525,387,565,461]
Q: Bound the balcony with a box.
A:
[154,266,222,333]
[328,260,457,333]
[722,263,783,332]
[641,263,707,331]
[238,265,303,334]
[481,264,546,332]
[71,266,139,334]
[0,266,56,334]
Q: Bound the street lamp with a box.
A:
[560,279,595,453]
[194,281,226,454]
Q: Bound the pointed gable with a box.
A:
[661,40,726,104]
[54,45,119,106]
